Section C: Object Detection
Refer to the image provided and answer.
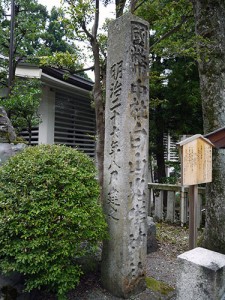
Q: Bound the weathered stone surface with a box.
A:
[0,143,27,166]
[11,143,27,154]
[0,107,17,143]
[177,247,225,300]
[147,217,158,254]
[101,13,149,298]
[0,143,13,165]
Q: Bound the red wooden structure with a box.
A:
[204,127,225,149]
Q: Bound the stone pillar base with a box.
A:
[177,247,225,300]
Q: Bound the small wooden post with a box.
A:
[155,190,163,221]
[148,187,153,216]
[197,192,203,229]
[189,185,198,249]
[180,186,188,226]
[166,191,175,222]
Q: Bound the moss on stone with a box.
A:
[145,276,174,295]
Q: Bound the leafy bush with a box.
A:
[0,78,42,144]
[0,145,107,299]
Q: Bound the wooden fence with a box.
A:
[148,183,205,228]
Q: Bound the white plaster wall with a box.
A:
[38,86,55,145]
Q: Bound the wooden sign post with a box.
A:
[177,135,214,249]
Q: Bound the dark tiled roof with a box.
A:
[42,66,94,91]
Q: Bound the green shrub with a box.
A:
[0,145,107,299]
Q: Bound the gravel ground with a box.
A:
[66,249,180,300]
[66,223,190,300]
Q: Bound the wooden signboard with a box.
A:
[177,134,214,249]
[178,134,214,186]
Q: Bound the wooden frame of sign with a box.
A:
[178,134,214,186]
[177,134,214,249]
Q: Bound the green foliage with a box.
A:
[0,0,80,60]
[137,0,195,58]
[135,1,204,183]
[0,1,84,90]
[42,6,78,55]
[62,0,108,64]
[39,51,82,74]
[163,161,181,184]
[0,78,41,143]
[136,0,212,61]
[0,0,48,58]
[0,145,108,299]
[0,0,48,88]
[149,56,202,182]
[63,0,95,35]
[150,57,202,136]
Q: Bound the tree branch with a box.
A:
[132,0,147,13]
[81,21,94,41]
[92,0,99,38]
[130,0,139,13]
[150,15,192,51]
[15,31,27,52]
[74,66,94,73]
[65,0,94,42]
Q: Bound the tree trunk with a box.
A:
[91,36,105,203]
[192,0,225,253]
[93,86,105,202]
[115,0,126,17]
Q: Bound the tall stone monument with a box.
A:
[101,13,149,298]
